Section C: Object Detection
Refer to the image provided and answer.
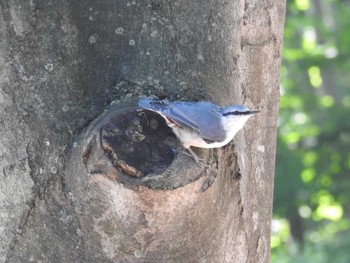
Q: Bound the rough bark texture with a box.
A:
[0,0,286,262]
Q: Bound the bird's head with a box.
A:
[221,105,259,131]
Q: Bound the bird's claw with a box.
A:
[181,148,209,167]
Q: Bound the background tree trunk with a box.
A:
[0,0,285,262]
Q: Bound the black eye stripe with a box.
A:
[223,110,259,116]
[223,111,250,116]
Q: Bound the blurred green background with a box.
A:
[272,0,350,262]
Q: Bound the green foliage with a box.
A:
[272,0,350,261]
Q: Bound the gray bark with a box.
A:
[0,0,285,262]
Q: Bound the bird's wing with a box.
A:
[139,98,226,142]
[167,101,226,142]
[139,98,197,128]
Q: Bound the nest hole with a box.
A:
[101,109,177,177]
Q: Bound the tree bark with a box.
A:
[0,0,285,262]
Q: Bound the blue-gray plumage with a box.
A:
[138,98,259,165]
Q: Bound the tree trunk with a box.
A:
[0,0,285,262]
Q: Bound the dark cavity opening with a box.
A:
[101,109,177,176]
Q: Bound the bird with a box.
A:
[138,98,259,165]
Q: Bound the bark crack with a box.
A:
[5,192,36,263]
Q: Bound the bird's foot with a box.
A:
[181,148,209,167]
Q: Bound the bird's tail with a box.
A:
[138,98,169,112]
[138,98,154,110]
